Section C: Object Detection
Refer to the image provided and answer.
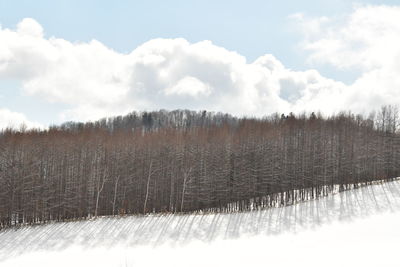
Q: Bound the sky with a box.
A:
[1,0,400,128]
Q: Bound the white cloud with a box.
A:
[1,10,400,124]
[292,5,400,114]
[17,18,44,38]
[0,108,42,130]
[298,5,400,71]
[164,76,212,97]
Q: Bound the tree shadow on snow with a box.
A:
[1,180,400,262]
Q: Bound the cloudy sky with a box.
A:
[1,0,400,128]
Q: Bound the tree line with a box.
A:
[0,107,399,228]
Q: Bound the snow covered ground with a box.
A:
[1,180,400,267]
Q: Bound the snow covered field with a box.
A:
[1,180,400,267]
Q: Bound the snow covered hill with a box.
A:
[1,180,400,267]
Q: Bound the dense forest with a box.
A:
[0,106,399,228]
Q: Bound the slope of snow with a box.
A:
[1,180,400,267]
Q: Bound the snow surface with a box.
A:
[1,180,400,267]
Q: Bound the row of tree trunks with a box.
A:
[0,107,399,228]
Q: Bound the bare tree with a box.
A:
[1,107,399,229]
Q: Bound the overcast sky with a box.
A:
[1,0,400,128]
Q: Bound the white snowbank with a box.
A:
[1,180,400,267]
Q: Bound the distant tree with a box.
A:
[0,107,399,228]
